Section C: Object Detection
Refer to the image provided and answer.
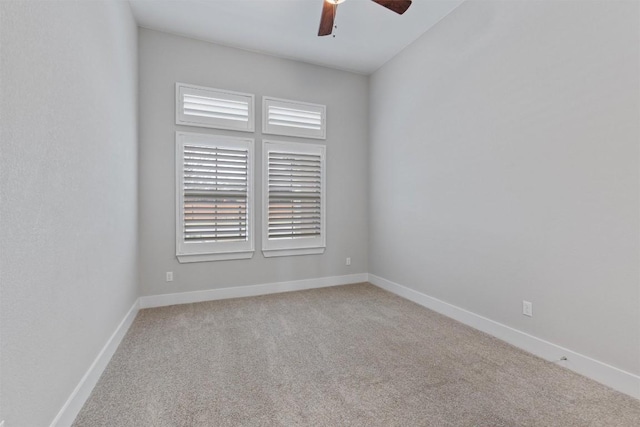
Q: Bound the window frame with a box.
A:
[262,96,326,140]
[262,139,326,258]
[176,82,255,132]
[176,131,255,263]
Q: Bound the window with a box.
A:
[262,97,326,140]
[262,140,326,257]
[176,83,255,132]
[176,132,254,263]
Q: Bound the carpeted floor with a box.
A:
[73,283,640,426]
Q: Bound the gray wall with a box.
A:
[0,1,138,425]
[138,29,369,297]
[369,0,639,375]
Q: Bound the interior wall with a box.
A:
[369,0,640,375]
[138,29,369,297]
[0,1,139,425]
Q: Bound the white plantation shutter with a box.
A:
[176,133,254,263]
[263,97,326,139]
[183,146,248,242]
[183,95,248,123]
[268,152,321,239]
[268,106,322,131]
[262,141,326,257]
[176,83,254,132]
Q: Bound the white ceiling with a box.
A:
[129,0,465,74]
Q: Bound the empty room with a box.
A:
[1,0,639,426]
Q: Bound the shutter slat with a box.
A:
[268,114,321,126]
[269,214,320,218]
[185,236,245,242]
[185,210,247,215]
[269,174,320,180]
[267,120,321,130]
[184,158,247,166]
[185,235,245,241]
[269,163,319,168]
[185,179,247,184]
[268,107,321,120]
[185,206,247,211]
[186,166,247,171]
[186,215,247,220]
[269,152,321,159]
[185,159,247,166]
[269,195,319,200]
[184,94,248,110]
[269,178,320,183]
[186,220,246,225]
[269,232,320,238]
[184,103,248,116]
[268,211,320,215]
[185,172,246,178]
[266,219,320,226]
[185,192,246,198]
[183,110,247,122]
[184,154,246,161]
[186,227,247,233]
[269,162,320,168]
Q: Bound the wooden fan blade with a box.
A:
[372,0,412,15]
[318,1,335,36]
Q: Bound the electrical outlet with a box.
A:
[166,272,174,282]
[522,300,533,317]
[346,257,351,266]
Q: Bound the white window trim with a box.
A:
[262,96,326,140]
[262,139,326,258]
[176,132,255,263]
[176,82,255,132]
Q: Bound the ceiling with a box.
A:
[129,0,465,74]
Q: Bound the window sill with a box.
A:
[262,247,325,258]
[177,251,254,263]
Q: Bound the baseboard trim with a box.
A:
[49,300,140,427]
[368,274,640,399]
[139,273,369,309]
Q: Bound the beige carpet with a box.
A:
[73,283,640,426]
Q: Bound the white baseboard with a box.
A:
[49,300,140,427]
[139,273,369,309]
[368,274,640,400]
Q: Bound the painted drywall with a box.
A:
[369,0,640,375]
[0,1,138,425]
[138,29,369,296]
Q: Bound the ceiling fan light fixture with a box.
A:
[326,0,346,4]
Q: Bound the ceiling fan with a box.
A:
[318,0,413,37]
